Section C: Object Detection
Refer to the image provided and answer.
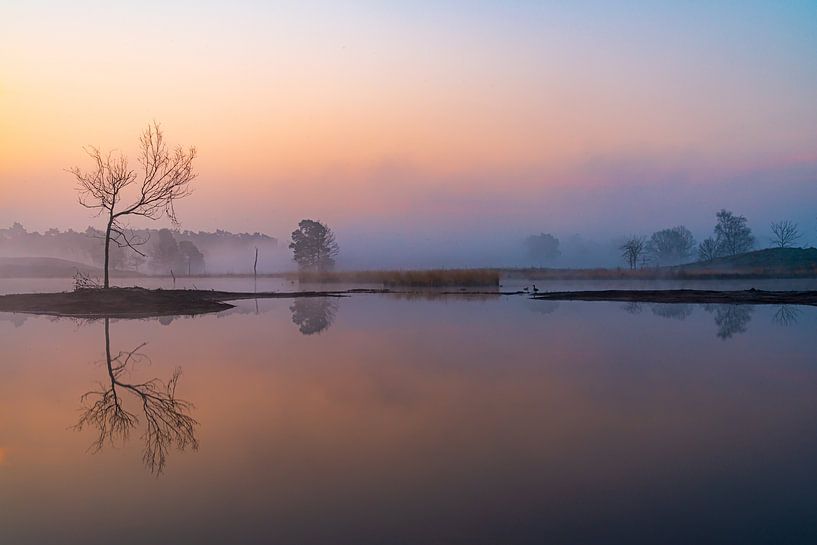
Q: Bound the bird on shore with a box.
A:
[532,284,539,294]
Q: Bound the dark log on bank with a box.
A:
[531,289,817,306]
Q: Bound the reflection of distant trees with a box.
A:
[0,313,27,327]
[616,301,757,339]
[650,304,693,321]
[387,291,500,302]
[289,297,339,335]
[526,299,560,315]
[773,305,801,327]
[703,304,754,339]
[620,302,643,314]
[74,318,198,474]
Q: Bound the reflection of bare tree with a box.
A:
[74,318,198,474]
[620,302,643,315]
[772,305,801,327]
[703,304,754,339]
[650,304,693,321]
[289,297,339,335]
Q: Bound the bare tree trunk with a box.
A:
[104,317,111,369]
[104,216,113,289]
[254,247,259,293]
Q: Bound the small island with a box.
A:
[1,284,816,319]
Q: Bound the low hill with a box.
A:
[679,248,817,275]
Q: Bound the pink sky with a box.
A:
[2,1,816,247]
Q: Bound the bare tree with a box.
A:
[646,226,696,265]
[697,237,720,261]
[68,122,197,287]
[713,209,754,256]
[74,318,198,474]
[620,236,646,269]
[769,220,801,248]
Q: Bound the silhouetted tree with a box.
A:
[150,228,181,273]
[524,233,560,264]
[769,220,801,248]
[713,209,754,256]
[697,237,719,261]
[620,236,646,269]
[289,219,339,272]
[646,226,696,265]
[74,319,198,474]
[68,122,197,287]
[178,241,205,275]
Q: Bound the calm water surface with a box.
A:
[1,290,817,544]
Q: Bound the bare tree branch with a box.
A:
[769,220,801,248]
[74,319,198,475]
[67,123,196,287]
[620,236,646,269]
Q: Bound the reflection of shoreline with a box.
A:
[74,318,198,474]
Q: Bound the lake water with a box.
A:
[2,284,817,544]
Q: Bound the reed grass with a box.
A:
[296,268,501,287]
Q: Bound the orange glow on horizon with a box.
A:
[2,2,816,236]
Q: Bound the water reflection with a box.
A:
[0,313,27,327]
[289,297,339,335]
[73,318,199,474]
[773,305,801,327]
[703,304,755,340]
[621,301,643,314]
[650,303,694,321]
[3,296,817,544]
[614,302,759,339]
[525,299,560,315]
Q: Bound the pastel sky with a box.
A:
[2,1,816,255]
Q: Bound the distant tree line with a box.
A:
[0,223,278,275]
[523,209,812,270]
